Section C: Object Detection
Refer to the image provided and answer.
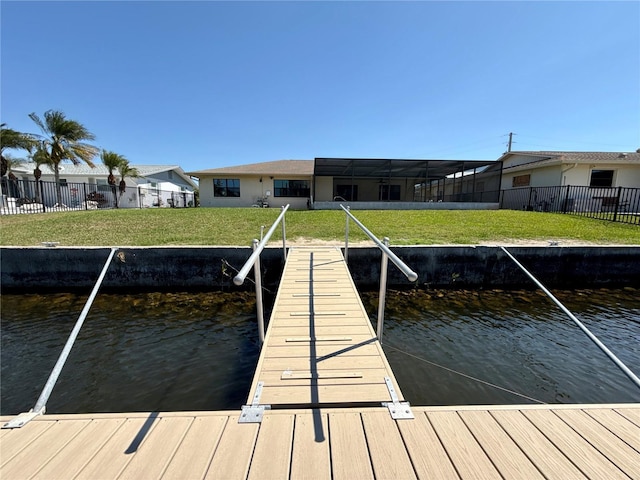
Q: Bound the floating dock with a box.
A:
[1,246,639,478]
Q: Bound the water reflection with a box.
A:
[1,288,638,415]
[1,292,261,415]
[362,288,640,405]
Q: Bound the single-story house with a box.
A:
[499,151,640,189]
[188,158,501,209]
[498,151,640,212]
[7,163,197,208]
[188,160,314,209]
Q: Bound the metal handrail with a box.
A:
[233,205,289,286]
[341,205,418,341]
[501,246,640,390]
[3,248,117,429]
[341,205,418,282]
[234,205,290,344]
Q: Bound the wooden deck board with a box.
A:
[1,405,638,479]
[161,416,226,480]
[586,407,640,451]
[30,418,125,480]
[490,409,589,479]
[427,410,503,479]
[247,414,294,480]
[290,412,331,480]
[204,414,258,479]
[328,412,374,480]
[555,409,640,479]
[74,417,151,480]
[459,410,545,479]
[361,410,417,479]
[522,409,630,480]
[397,411,460,479]
[1,419,90,480]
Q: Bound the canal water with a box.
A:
[1,288,638,415]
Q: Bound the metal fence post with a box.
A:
[281,205,287,261]
[377,237,390,341]
[613,186,622,222]
[344,206,350,265]
[252,239,265,344]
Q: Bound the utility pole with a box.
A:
[507,132,515,152]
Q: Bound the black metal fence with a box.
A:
[500,185,640,225]
[1,178,196,215]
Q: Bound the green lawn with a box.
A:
[0,208,638,246]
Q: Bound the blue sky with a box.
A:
[2,1,639,173]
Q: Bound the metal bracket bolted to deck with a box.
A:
[2,407,45,429]
[382,377,414,420]
[239,382,271,424]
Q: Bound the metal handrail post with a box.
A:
[281,205,287,261]
[253,239,266,344]
[377,237,390,341]
[501,246,640,390]
[234,204,290,286]
[3,248,117,429]
[340,205,418,282]
[344,206,350,264]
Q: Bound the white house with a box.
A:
[8,163,197,209]
[499,151,640,189]
[498,151,640,212]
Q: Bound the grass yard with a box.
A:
[0,208,638,247]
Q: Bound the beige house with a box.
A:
[189,151,640,210]
[188,160,314,209]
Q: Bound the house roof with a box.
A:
[187,160,314,177]
[499,151,640,171]
[12,162,198,189]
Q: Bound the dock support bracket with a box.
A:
[3,407,45,429]
[382,377,414,420]
[239,381,271,423]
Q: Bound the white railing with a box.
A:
[3,248,117,429]
[341,205,418,341]
[233,205,289,344]
[501,247,640,390]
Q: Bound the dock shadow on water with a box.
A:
[361,287,640,405]
[1,291,262,415]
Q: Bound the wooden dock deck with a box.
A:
[246,246,405,410]
[1,405,638,479]
[2,245,639,479]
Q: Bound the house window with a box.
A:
[58,179,68,187]
[590,170,614,187]
[379,185,401,201]
[97,179,111,191]
[512,174,530,187]
[336,184,358,201]
[273,180,310,197]
[214,178,240,197]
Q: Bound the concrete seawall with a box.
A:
[1,246,639,292]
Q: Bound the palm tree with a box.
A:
[31,143,53,204]
[117,160,139,199]
[28,110,98,206]
[1,154,26,198]
[101,150,127,208]
[1,123,35,178]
